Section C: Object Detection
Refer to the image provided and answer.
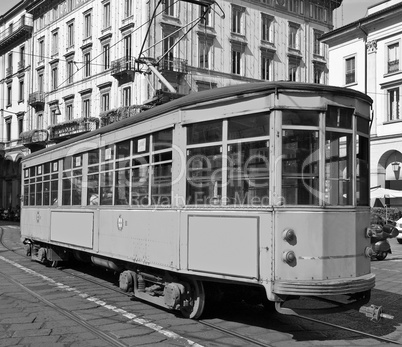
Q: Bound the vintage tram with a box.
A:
[21,82,374,318]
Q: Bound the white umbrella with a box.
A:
[370,187,402,199]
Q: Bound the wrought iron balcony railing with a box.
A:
[0,15,33,51]
[28,92,45,110]
[48,117,99,142]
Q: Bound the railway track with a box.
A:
[1,225,401,346]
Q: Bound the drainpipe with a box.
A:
[358,22,368,94]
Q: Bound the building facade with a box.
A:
[321,0,402,208]
[1,0,342,210]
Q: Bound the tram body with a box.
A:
[21,82,374,318]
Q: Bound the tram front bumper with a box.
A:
[273,273,375,296]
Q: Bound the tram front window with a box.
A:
[282,129,319,205]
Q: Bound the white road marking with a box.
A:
[0,255,203,347]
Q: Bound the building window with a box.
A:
[7,84,12,106]
[199,37,212,69]
[19,79,24,102]
[163,0,175,16]
[19,45,25,69]
[288,23,299,50]
[232,5,245,35]
[123,87,131,106]
[313,30,323,56]
[7,52,12,73]
[83,97,91,118]
[388,87,400,121]
[103,2,110,28]
[310,2,327,22]
[162,33,174,70]
[200,5,212,27]
[52,30,59,55]
[37,113,43,129]
[388,42,399,74]
[18,116,24,138]
[38,38,45,61]
[345,56,356,85]
[84,51,91,77]
[261,54,271,80]
[103,43,110,70]
[314,64,323,84]
[38,71,44,93]
[289,0,300,13]
[124,0,133,17]
[51,65,58,90]
[231,46,242,75]
[50,108,58,125]
[6,118,11,142]
[84,11,92,39]
[288,57,300,81]
[101,92,110,112]
[66,103,73,121]
[67,21,74,47]
[67,58,74,84]
[261,14,273,42]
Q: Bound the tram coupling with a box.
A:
[359,305,394,322]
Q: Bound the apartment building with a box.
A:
[0,0,342,210]
[320,0,402,209]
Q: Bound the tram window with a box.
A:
[43,162,50,174]
[29,183,35,205]
[23,184,29,205]
[36,183,43,205]
[153,129,172,150]
[151,163,172,205]
[326,106,353,129]
[51,180,58,205]
[133,136,149,154]
[116,140,130,159]
[357,135,369,206]
[43,181,50,205]
[100,171,113,205]
[325,131,353,205]
[101,145,114,161]
[282,130,319,205]
[62,156,83,206]
[187,146,222,205]
[357,116,369,134]
[63,156,72,170]
[115,169,129,205]
[30,166,35,177]
[282,110,319,126]
[88,149,99,165]
[132,166,149,205]
[87,173,99,205]
[227,141,269,205]
[228,113,269,139]
[187,120,222,144]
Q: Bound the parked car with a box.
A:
[396,217,402,244]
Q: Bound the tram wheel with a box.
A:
[180,279,205,319]
[376,252,388,261]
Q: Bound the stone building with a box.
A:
[1,0,342,210]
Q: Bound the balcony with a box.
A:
[111,56,139,83]
[48,117,99,143]
[28,92,45,111]
[0,15,33,51]
[20,129,48,152]
[99,105,151,127]
[18,60,25,72]
[157,57,188,85]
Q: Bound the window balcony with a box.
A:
[18,60,25,71]
[111,56,138,81]
[99,105,151,127]
[0,15,33,51]
[158,57,188,74]
[20,129,48,152]
[48,117,99,143]
[6,66,13,77]
[28,92,45,111]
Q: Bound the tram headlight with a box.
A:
[282,228,296,244]
[282,250,296,266]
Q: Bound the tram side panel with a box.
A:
[273,209,371,291]
[21,208,51,242]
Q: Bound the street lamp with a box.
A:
[392,162,400,173]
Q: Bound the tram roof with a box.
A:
[24,81,372,161]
